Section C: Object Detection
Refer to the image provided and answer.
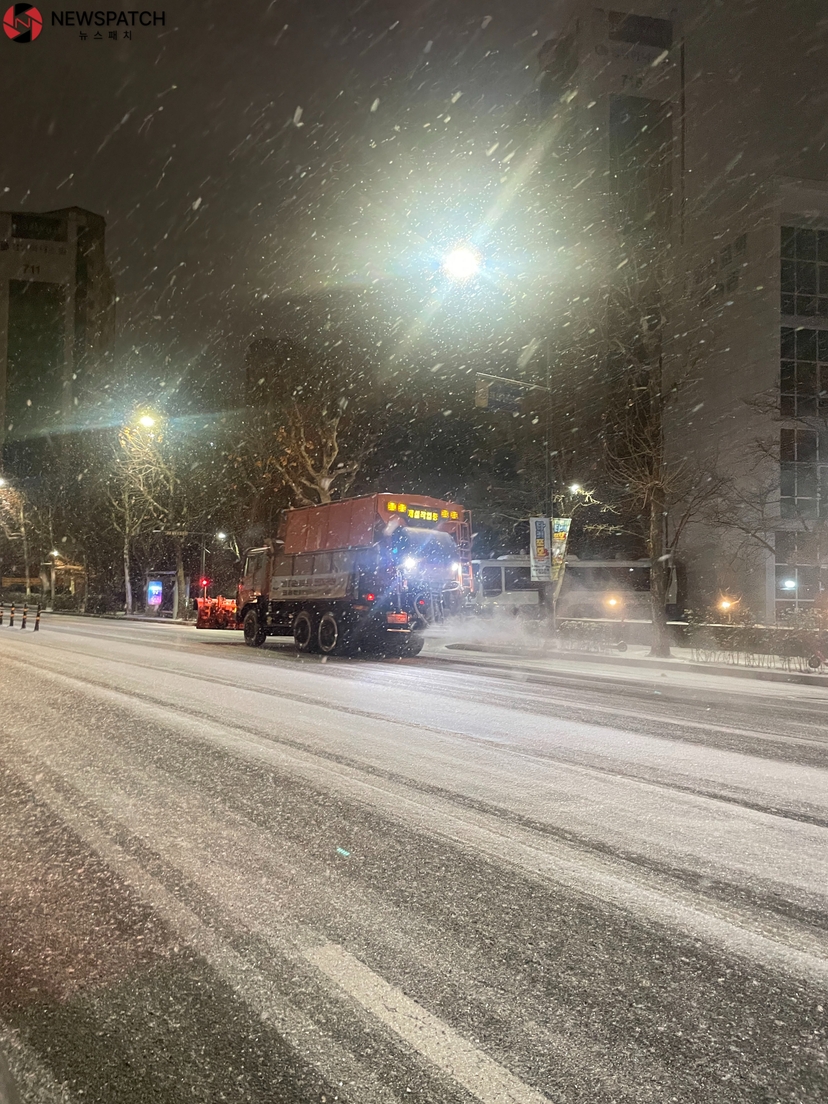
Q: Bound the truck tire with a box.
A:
[243,609,266,647]
[293,609,318,653]
[317,610,354,656]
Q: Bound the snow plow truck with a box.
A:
[196,493,472,657]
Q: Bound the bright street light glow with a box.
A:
[403,557,418,570]
[442,245,480,281]
[0,478,6,487]
[50,549,60,557]
[216,531,227,540]
[138,415,155,428]
[569,483,582,494]
[719,600,732,610]
[781,579,797,590]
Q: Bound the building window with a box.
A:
[781,226,828,317]
[608,12,673,50]
[774,531,826,616]
[779,428,828,520]
[780,327,828,418]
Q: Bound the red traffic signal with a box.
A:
[199,577,210,589]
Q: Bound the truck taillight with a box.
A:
[364,592,376,602]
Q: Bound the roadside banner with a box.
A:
[551,517,572,597]
[529,517,552,582]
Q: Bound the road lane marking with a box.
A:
[10,754,554,1104]
[9,635,827,753]
[306,941,552,1104]
[8,760,406,1104]
[6,653,828,986]
[0,1019,75,1104]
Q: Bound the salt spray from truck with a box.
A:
[197,493,472,657]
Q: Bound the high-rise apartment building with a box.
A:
[535,1,828,622]
[0,206,115,467]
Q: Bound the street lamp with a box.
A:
[138,414,156,428]
[442,245,481,281]
[216,531,227,541]
[569,483,582,494]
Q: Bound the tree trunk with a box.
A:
[123,531,133,614]
[175,541,187,620]
[79,553,88,614]
[648,483,671,657]
[648,352,671,657]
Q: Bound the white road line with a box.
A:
[9,760,405,1104]
[306,941,552,1104]
[11,755,554,1104]
[0,1019,75,1104]
[10,656,828,986]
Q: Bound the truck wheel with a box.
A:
[317,611,353,656]
[293,610,318,653]
[243,609,266,647]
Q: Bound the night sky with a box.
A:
[1,1,574,406]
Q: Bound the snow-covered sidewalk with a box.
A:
[423,628,828,691]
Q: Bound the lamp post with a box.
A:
[49,549,59,610]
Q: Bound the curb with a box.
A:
[439,643,828,688]
[42,611,190,624]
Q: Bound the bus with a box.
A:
[471,555,661,620]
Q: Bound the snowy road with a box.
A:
[0,616,825,1103]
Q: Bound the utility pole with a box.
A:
[477,365,559,635]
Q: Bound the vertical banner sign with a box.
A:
[551,517,572,598]
[529,517,552,582]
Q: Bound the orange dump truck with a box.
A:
[197,492,472,657]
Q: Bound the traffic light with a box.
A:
[199,577,210,589]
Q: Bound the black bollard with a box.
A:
[21,603,27,629]
[9,604,14,628]
[33,604,41,632]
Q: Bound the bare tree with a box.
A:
[236,337,379,509]
[703,386,828,610]
[107,471,154,614]
[0,480,32,597]
[112,423,215,618]
[600,265,728,655]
